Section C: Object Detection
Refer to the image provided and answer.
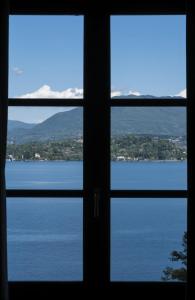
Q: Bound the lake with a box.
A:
[6,161,187,281]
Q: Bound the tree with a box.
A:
[162,232,187,281]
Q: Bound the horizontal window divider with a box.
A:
[8,99,188,107]
[6,189,84,198]
[8,99,84,107]
[109,12,186,16]
[109,281,186,287]
[8,281,185,287]
[8,281,83,286]
[107,0,186,15]
[6,190,188,198]
[10,0,186,15]
[110,99,187,107]
[8,281,84,295]
[10,0,86,15]
[7,281,186,299]
[110,190,188,198]
[8,98,188,107]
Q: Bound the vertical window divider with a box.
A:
[186,1,194,299]
[84,12,110,287]
[0,1,9,300]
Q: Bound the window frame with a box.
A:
[0,0,193,298]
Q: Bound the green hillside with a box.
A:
[8,107,186,144]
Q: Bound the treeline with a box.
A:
[7,135,186,161]
[111,135,186,161]
[7,139,83,161]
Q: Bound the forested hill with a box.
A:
[8,107,186,144]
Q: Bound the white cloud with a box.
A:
[13,67,24,76]
[18,85,83,99]
[175,89,186,98]
[17,85,144,99]
[19,85,187,99]
[128,90,141,96]
[111,90,123,97]
[111,89,142,97]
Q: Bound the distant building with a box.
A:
[35,153,41,159]
[116,156,125,161]
[77,139,83,144]
[7,154,15,161]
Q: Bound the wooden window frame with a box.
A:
[1,1,193,298]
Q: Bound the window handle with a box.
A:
[94,188,100,218]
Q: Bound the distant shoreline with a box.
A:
[6,159,187,163]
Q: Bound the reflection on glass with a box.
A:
[111,198,187,281]
[6,107,83,189]
[7,198,83,281]
[111,16,186,98]
[111,107,187,189]
[9,16,83,98]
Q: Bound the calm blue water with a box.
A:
[6,160,187,190]
[6,161,187,281]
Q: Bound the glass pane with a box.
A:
[111,198,187,281]
[111,107,187,189]
[6,107,83,189]
[111,16,186,98]
[7,198,83,281]
[9,16,83,98]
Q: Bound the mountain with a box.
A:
[112,95,184,99]
[111,107,185,136]
[8,120,35,131]
[8,108,83,143]
[8,105,186,144]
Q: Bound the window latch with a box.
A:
[94,188,100,218]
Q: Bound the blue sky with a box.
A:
[9,16,83,97]
[9,15,186,122]
[111,16,186,96]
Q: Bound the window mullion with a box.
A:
[186,2,194,298]
[0,1,9,300]
[84,13,110,287]
[8,99,84,107]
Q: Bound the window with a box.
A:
[7,198,83,281]
[110,13,187,285]
[7,15,84,283]
[111,16,186,98]
[9,16,83,99]
[0,0,193,299]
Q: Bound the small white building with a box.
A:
[7,154,15,161]
[116,156,125,161]
[35,153,41,159]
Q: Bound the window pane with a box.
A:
[9,16,83,99]
[6,107,83,189]
[111,107,187,189]
[111,16,186,98]
[111,198,187,281]
[7,198,83,281]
